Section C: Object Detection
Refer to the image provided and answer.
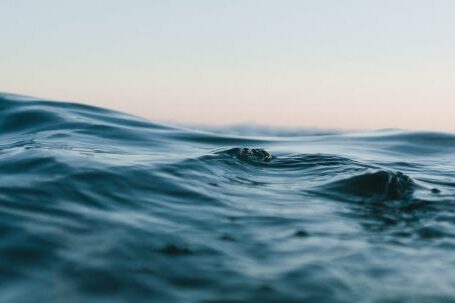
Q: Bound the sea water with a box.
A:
[1,93,454,302]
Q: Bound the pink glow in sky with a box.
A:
[1,1,454,131]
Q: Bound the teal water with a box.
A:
[1,93,454,302]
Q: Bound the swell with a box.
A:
[1,92,454,303]
[0,94,268,151]
[4,93,455,152]
[0,94,173,139]
[319,170,415,202]
[171,147,420,204]
[0,92,448,208]
[340,130,455,155]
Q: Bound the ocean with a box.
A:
[1,92,454,302]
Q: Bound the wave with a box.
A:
[0,92,454,303]
[320,170,415,202]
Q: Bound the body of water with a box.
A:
[1,93,454,302]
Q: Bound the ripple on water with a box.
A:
[0,93,454,303]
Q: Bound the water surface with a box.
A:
[1,93,454,302]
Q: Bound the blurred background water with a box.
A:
[0,93,454,302]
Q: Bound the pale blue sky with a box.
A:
[1,1,454,131]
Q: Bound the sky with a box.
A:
[1,1,454,131]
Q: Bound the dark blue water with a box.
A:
[1,92,454,303]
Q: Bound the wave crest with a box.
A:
[321,170,415,201]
